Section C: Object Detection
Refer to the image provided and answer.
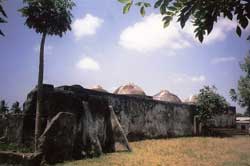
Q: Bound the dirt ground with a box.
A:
[58,136,250,166]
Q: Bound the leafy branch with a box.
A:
[118,0,250,42]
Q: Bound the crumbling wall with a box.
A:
[105,95,194,140]
[21,85,195,153]
[52,85,196,140]
[22,85,115,162]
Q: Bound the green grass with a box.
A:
[56,136,250,166]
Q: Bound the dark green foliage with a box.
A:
[10,101,22,114]
[118,0,250,42]
[0,100,9,114]
[230,55,250,116]
[19,0,75,36]
[0,0,7,36]
[197,86,229,123]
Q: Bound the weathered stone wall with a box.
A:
[99,94,195,140]
[52,85,196,140]
[22,85,115,162]
[21,85,238,144]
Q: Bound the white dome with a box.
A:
[114,83,146,96]
[153,90,182,103]
[184,95,198,104]
[90,85,108,93]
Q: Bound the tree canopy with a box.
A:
[196,86,229,123]
[118,0,250,42]
[0,0,7,36]
[230,55,250,116]
[10,101,22,113]
[19,0,75,36]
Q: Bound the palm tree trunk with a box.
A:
[35,32,46,152]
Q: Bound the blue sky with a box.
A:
[0,0,249,113]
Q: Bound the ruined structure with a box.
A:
[0,84,195,163]
[0,84,236,165]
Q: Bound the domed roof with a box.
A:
[90,85,108,93]
[114,83,146,96]
[153,90,182,103]
[184,95,198,104]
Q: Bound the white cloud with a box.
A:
[191,75,206,82]
[72,14,103,40]
[169,73,206,83]
[119,14,191,53]
[184,18,236,44]
[76,57,100,71]
[34,45,53,55]
[119,14,236,53]
[211,56,236,64]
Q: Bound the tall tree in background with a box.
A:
[11,101,22,114]
[118,0,250,42]
[0,100,9,114]
[197,86,229,124]
[0,0,7,36]
[19,0,75,151]
[230,55,250,116]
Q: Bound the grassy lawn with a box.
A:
[58,136,250,166]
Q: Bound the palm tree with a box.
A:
[20,0,75,151]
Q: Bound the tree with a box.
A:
[0,100,9,114]
[196,86,229,124]
[19,0,75,151]
[230,55,250,117]
[118,0,250,42]
[10,101,22,114]
[0,0,7,36]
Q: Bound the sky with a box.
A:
[0,0,249,113]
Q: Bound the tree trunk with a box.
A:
[35,32,46,152]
